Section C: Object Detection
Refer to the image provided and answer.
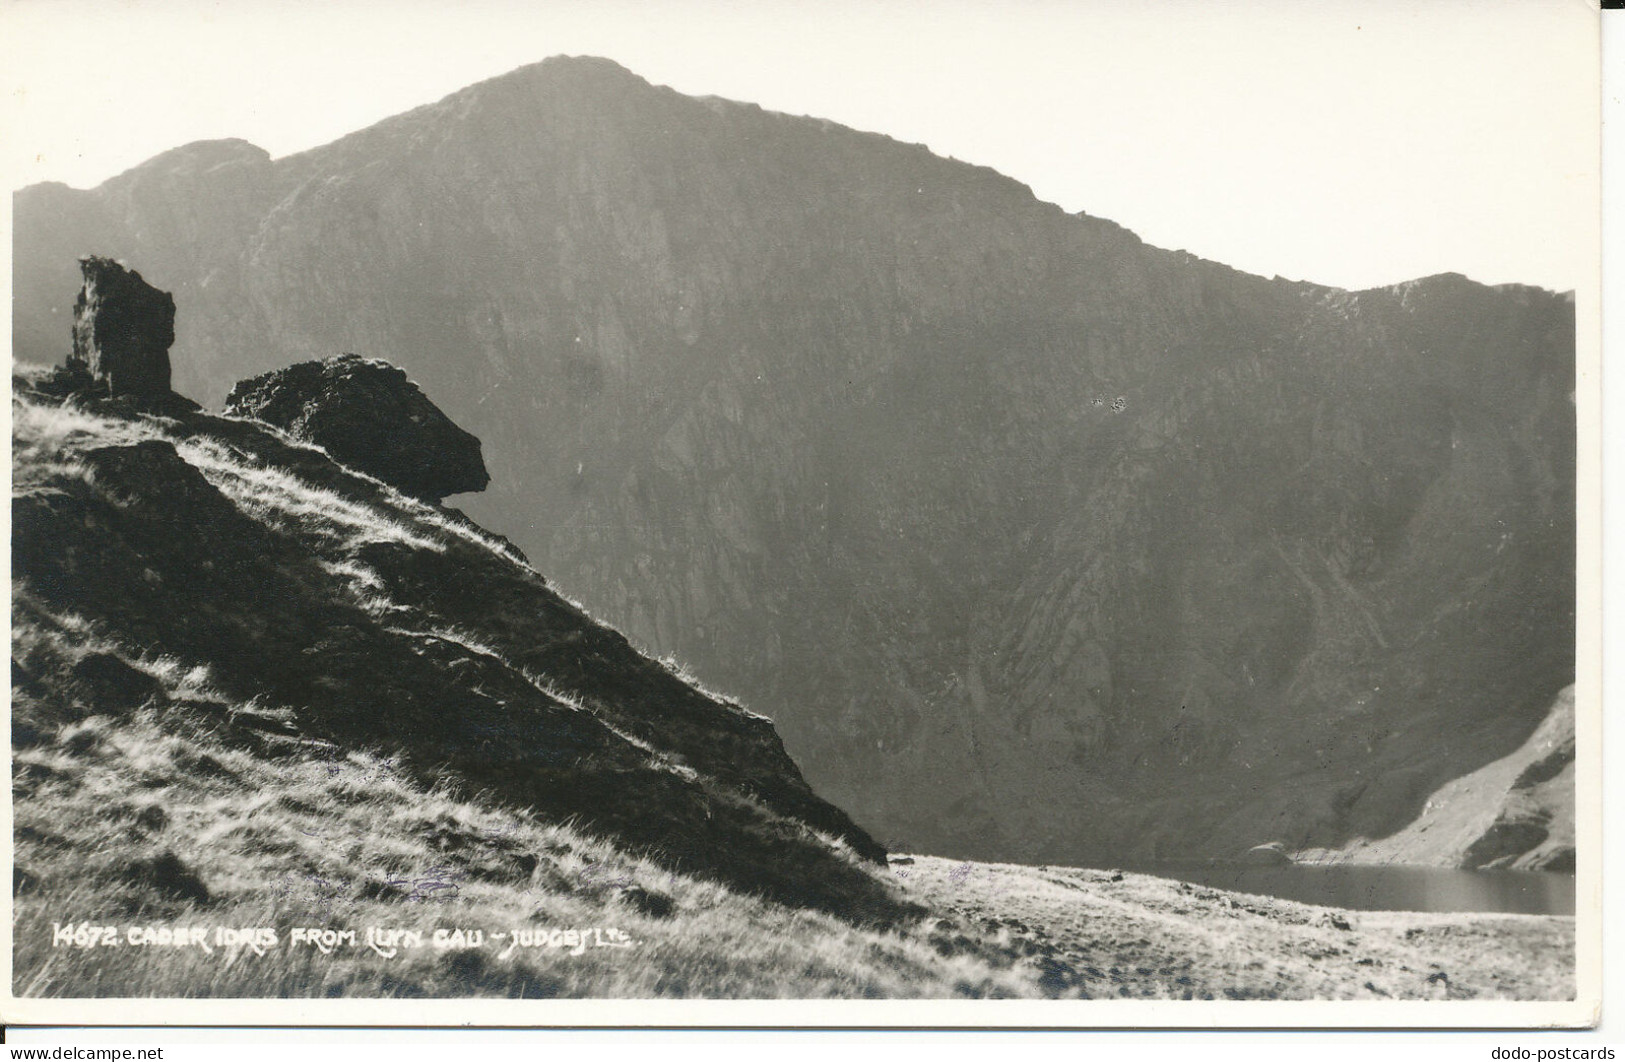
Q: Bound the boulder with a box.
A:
[120,850,210,904]
[69,652,166,712]
[70,256,175,398]
[1242,842,1294,866]
[224,354,490,503]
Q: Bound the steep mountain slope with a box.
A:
[8,360,1018,999]
[11,364,892,925]
[11,57,1576,862]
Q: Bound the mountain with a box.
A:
[11,56,1576,864]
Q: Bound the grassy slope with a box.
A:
[10,368,895,924]
[12,654,1021,999]
[10,370,1574,999]
[899,857,1572,1001]
[11,673,1573,1000]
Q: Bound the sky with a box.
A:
[0,0,1601,292]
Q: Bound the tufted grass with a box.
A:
[11,604,1033,999]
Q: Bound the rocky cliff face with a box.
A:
[11,57,1576,862]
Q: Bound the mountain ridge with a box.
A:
[18,56,1577,300]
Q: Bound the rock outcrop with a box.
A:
[13,361,894,923]
[225,354,490,503]
[69,256,175,398]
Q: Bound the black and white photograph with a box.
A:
[1,0,1602,1027]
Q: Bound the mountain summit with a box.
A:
[11,56,1576,864]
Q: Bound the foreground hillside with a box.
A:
[12,56,1576,863]
[11,359,897,925]
[9,365,1572,1000]
[12,688,1573,1000]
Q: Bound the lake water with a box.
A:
[1124,861,1575,916]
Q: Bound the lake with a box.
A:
[1123,861,1575,916]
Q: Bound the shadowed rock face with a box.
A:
[70,256,174,398]
[12,57,1576,863]
[225,354,491,503]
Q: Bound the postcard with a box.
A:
[2,0,1602,1029]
